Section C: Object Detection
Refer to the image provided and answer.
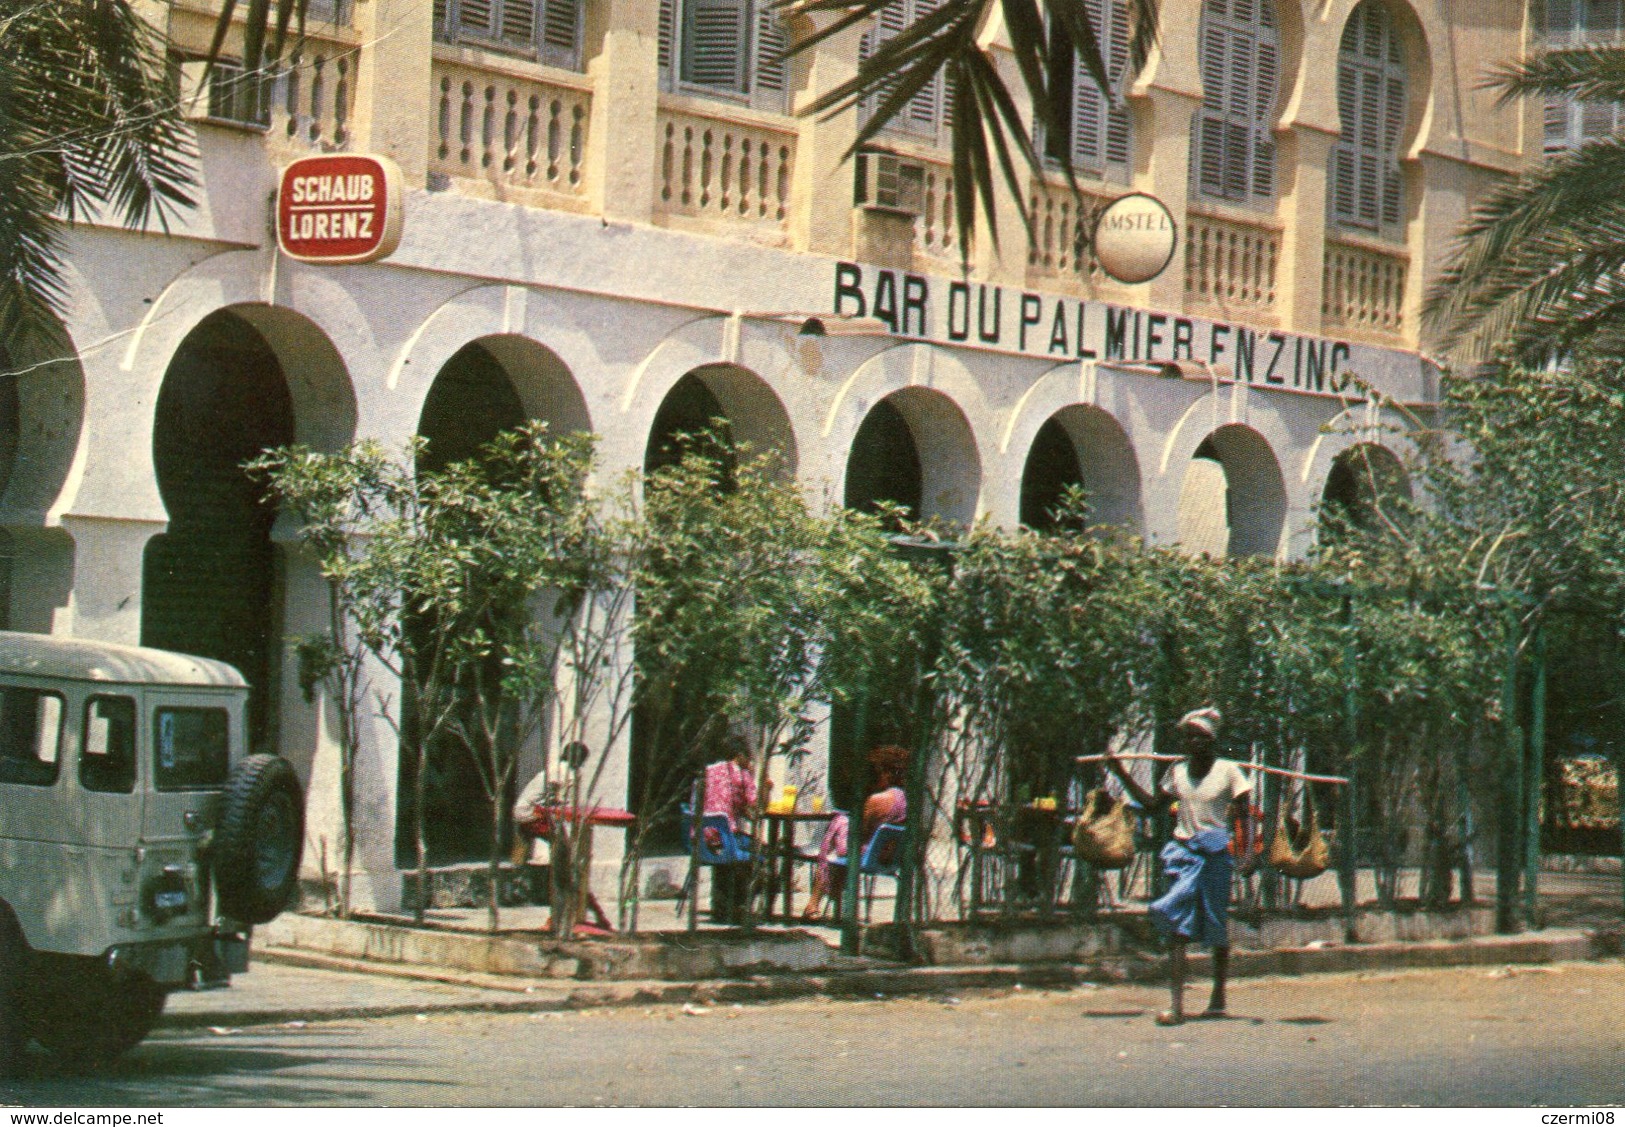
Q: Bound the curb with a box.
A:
[157,928,1610,1030]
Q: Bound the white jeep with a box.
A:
[0,631,304,1072]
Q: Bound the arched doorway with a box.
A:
[142,311,298,751]
[835,387,980,806]
[843,387,979,525]
[632,364,797,850]
[1175,424,1287,558]
[398,336,587,867]
[1019,406,1143,533]
[1320,442,1410,540]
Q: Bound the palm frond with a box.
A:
[1487,45,1625,106]
[0,2,197,349]
[783,0,1157,261]
[1424,135,1625,362]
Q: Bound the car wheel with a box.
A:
[214,753,305,924]
[32,963,164,1070]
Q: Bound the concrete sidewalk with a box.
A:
[158,924,1612,1031]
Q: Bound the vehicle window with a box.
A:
[0,686,64,787]
[81,695,136,793]
[153,707,229,791]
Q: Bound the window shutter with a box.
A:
[1330,0,1405,235]
[1102,0,1131,165]
[539,0,582,67]
[1191,0,1278,205]
[658,0,676,74]
[499,0,537,45]
[684,0,749,92]
[865,0,947,142]
[459,0,495,35]
[1251,28,1278,197]
[434,0,450,36]
[752,3,789,104]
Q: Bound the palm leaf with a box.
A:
[782,0,1157,262]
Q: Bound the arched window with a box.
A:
[1329,0,1407,237]
[1191,0,1279,205]
[1042,0,1132,175]
[1543,0,1625,156]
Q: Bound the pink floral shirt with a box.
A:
[703,759,758,830]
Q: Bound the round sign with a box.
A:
[277,154,404,265]
[1091,192,1178,285]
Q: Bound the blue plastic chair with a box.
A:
[830,821,906,922]
[676,803,752,917]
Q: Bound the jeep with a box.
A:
[0,631,305,1071]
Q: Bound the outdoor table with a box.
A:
[759,808,836,921]
[521,804,636,934]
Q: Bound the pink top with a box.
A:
[703,759,758,830]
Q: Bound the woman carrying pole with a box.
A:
[1105,707,1252,1026]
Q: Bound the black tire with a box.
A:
[214,753,305,924]
[0,913,26,1079]
[31,961,164,1070]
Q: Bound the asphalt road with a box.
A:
[5,961,1625,1106]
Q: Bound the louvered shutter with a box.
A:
[1330,0,1406,235]
[1546,0,1577,36]
[499,0,536,45]
[683,0,749,93]
[1251,21,1278,197]
[752,3,789,107]
[862,0,947,142]
[1191,0,1278,205]
[658,0,676,75]
[1102,0,1130,165]
[906,0,944,130]
[539,0,583,67]
[434,0,450,37]
[459,0,496,35]
[1064,0,1130,171]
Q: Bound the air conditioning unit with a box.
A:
[854,150,926,217]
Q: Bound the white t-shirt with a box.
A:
[1160,758,1252,841]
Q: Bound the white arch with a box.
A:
[814,342,995,523]
[380,284,602,447]
[996,361,1145,532]
[65,249,366,523]
[615,315,814,484]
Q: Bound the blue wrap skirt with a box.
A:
[1149,829,1234,948]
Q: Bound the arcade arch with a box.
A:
[1175,424,1287,558]
[1320,441,1410,539]
[843,386,981,526]
[631,363,797,850]
[400,334,590,866]
[643,363,798,478]
[141,306,354,751]
[1018,405,1143,533]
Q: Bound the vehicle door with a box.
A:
[139,688,241,929]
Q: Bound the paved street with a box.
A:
[4,959,1625,1106]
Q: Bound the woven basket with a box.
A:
[1072,788,1136,869]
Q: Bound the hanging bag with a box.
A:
[1072,788,1136,869]
[1267,792,1329,879]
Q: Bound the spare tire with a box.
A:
[214,753,305,924]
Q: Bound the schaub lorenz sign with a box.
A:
[277,154,404,265]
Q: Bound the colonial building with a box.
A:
[6,0,1530,905]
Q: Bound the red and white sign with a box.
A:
[276,154,403,265]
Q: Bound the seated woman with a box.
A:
[802,744,909,920]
